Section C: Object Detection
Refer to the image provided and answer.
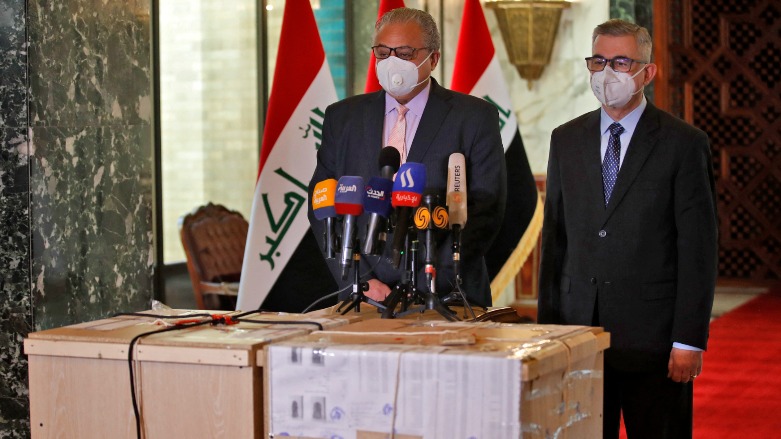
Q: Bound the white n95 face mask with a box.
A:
[376,51,432,98]
[590,65,646,108]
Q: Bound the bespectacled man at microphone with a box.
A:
[307,7,506,307]
[538,19,718,439]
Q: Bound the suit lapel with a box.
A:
[601,104,661,224]
[362,91,386,171]
[407,79,452,163]
[580,110,605,211]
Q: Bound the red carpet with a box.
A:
[619,286,781,438]
[693,286,781,438]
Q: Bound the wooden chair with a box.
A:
[178,203,248,310]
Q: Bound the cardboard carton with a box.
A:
[264,319,609,439]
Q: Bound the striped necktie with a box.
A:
[602,122,624,206]
[387,105,408,164]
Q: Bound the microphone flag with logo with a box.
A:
[450,0,541,298]
[364,0,406,93]
[363,176,394,255]
[335,176,365,279]
[237,0,338,311]
[390,162,426,268]
[312,178,338,259]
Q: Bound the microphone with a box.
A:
[362,177,394,255]
[414,192,448,293]
[362,147,401,255]
[379,146,401,180]
[334,176,364,279]
[446,153,467,274]
[312,178,338,259]
[390,162,426,268]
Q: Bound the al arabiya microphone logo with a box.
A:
[400,167,415,188]
[338,183,358,194]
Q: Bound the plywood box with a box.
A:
[263,319,609,439]
[24,310,357,439]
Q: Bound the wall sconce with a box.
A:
[484,0,571,88]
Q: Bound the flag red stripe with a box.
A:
[364,0,406,93]
[259,0,326,176]
[450,0,495,93]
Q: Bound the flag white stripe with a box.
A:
[468,55,518,150]
[237,60,337,311]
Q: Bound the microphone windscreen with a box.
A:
[392,162,426,207]
[334,176,364,216]
[447,153,467,228]
[378,147,401,174]
[312,178,337,220]
[363,177,393,217]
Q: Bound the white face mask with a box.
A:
[590,65,646,108]
[376,51,433,98]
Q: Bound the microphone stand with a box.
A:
[337,237,387,315]
[381,228,413,318]
[323,217,337,259]
[439,225,476,319]
[391,228,458,321]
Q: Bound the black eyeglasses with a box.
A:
[372,45,428,61]
[585,56,647,73]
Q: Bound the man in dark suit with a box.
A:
[538,19,718,439]
[307,8,506,307]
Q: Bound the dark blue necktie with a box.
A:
[602,122,624,206]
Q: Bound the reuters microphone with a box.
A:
[362,177,393,255]
[391,162,426,268]
[334,176,364,279]
[312,178,338,259]
[447,153,467,270]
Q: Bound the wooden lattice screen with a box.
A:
[655,0,781,283]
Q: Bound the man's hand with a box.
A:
[364,279,391,302]
[668,347,703,383]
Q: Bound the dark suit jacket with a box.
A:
[538,103,718,371]
[307,79,506,307]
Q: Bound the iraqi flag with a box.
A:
[237,0,338,311]
[364,0,406,93]
[450,0,541,298]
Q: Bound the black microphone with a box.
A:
[446,153,467,275]
[362,147,401,255]
[415,191,449,294]
[379,146,401,180]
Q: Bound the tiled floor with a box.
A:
[711,285,767,319]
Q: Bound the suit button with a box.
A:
[590,277,597,284]
[598,230,607,237]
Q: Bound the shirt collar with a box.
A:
[600,95,647,134]
[384,80,432,116]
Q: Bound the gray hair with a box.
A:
[373,8,441,52]
[592,19,652,62]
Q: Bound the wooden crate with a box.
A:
[25,311,356,439]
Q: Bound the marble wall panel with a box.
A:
[0,1,31,437]
[26,0,153,331]
[0,128,32,439]
[29,124,153,330]
[27,0,152,128]
[0,0,27,128]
